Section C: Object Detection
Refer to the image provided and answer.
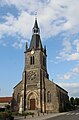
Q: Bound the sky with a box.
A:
[0,0,79,98]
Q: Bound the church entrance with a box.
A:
[30,99,35,110]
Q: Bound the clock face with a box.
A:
[27,71,37,80]
[31,50,34,54]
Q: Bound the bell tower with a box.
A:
[13,15,69,114]
[23,17,49,112]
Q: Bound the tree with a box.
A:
[70,97,74,105]
[74,98,79,105]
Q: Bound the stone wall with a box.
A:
[13,81,23,111]
[45,78,59,112]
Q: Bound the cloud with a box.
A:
[72,66,79,73]
[0,0,79,48]
[62,39,72,53]
[57,36,79,61]
[57,74,71,81]
[3,12,33,38]
[0,0,49,12]
[59,53,79,61]
[12,39,26,49]
[67,53,79,61]
[64,21,72,29]
[73,39,79,52]
[58,82,79,97]
[57,65,79,81]
[0,12,34,48]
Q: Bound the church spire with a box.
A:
[32,15,40,34]
[29,17,43,50]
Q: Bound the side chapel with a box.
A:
[12,17,69,113]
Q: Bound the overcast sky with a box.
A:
[0,0,79,98]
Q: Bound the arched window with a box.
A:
[30,56,34,65]
[30,56,32,65]
[47,91,51,103]
[17,93,20,103]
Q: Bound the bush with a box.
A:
[0,111,14,120]
[22,112,29,116]
[12,111,18,116]
[0,112,10,118]
[29,112,34,115]
[22,112,34,116]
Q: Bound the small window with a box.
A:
[47,91,51,103]
[30,56,34,65]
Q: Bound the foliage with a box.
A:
[74,98,79,105]
[22,112,34,116]
[70,97,79,106]
[0,111,14,120]
[12,111,18,116]
[0,111,11,118]
[68,97,79,111]
[70,97,74,105]
[5,104,11,110]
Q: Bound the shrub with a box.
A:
[22,112,34,116]
[0,111,14,120]
[22,112,29,116]
[12,111,18,116]
[0,112,10,118]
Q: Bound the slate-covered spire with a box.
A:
[32,17,40,34]
[29,17,43,50]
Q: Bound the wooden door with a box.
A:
[30,99,35,110]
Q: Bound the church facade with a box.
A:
[12,18,69,113]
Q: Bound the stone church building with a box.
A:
[12,18,69,113]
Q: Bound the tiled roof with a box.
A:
[0,97,12,103]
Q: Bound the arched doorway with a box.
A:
[26,91,38,110]
[30,99,35,110]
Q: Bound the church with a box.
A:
[12,17,69,113]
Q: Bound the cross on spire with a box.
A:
[33,13,40,34]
